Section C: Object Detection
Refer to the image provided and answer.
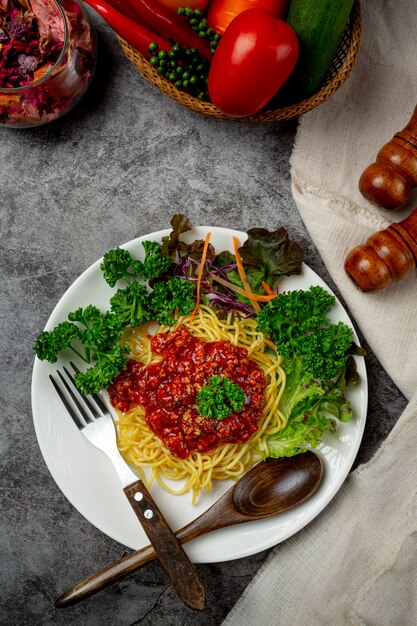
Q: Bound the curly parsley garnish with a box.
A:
[196,375,245,420]
[33,241,192,395]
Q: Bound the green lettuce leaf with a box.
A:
[267,355,356,458]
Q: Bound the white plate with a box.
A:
[31,226,368,562]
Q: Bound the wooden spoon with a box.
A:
[55,452,323,608]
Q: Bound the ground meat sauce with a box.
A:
[109,327,266,459]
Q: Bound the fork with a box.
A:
[50,363,207,611]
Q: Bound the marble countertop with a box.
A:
[0,13,407,626]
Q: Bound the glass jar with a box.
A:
[0,0,97,128]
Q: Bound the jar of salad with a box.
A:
[0,0,97,128]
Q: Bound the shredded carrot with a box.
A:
[211,274,277,302]
[189,232,211,325]
[262,281,275,296]
[233,236,260,311]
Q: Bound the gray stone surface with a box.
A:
[0,12,407,626]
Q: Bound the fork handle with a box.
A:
[123,480,207,611]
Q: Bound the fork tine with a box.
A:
[89,391,108,415]
[70,361,109,415]
[56,370,93,424]
[49,374,85,429]
[63,366,100,419]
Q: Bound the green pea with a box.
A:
[150,56,158,67]
[190,75,198,85]
[149,42,158,53]
[183,79,189,88]
[176,65,184,75]
[158,50,168,59]
[174,80,183,89]
[199,30,207,38]
[182,71,190,80]
[169,72,177,81]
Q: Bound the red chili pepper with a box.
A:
[105,0,142,22]
[208,7,299,118]
[85,0,170,56]
[158,0,209,9]
[106,0,157,33]
[126,0,212,60]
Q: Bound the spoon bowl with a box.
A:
[233,453,323,518]
[55,452,323,608]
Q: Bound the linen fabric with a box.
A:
[223,0,417,623]
[290,0,417,402]
[223,392,417,626]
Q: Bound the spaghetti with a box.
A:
[114,305,287,503]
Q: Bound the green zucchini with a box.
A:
[287,0,355,99]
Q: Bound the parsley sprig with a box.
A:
[196,375,245,420]
[34,241,195,395]
[256,285,360,381]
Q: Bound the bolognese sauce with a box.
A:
[109,327,266,459]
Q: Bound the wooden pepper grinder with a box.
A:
[359,105,417,210]
[344,207,417,291]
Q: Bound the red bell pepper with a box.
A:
[208,8,299,118]
[126,0,212,60]
[208,0,290,34]
[85,0,170,56]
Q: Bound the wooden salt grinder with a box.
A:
[359,105,417,210]
[344,207,417,291]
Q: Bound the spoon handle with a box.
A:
[54,491,237,608]
[54,544,158,608]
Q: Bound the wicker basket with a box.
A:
[118,0,361,122]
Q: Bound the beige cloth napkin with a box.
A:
[290,0,417,402]
[223,0,417,623]
[223,392,417,626]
